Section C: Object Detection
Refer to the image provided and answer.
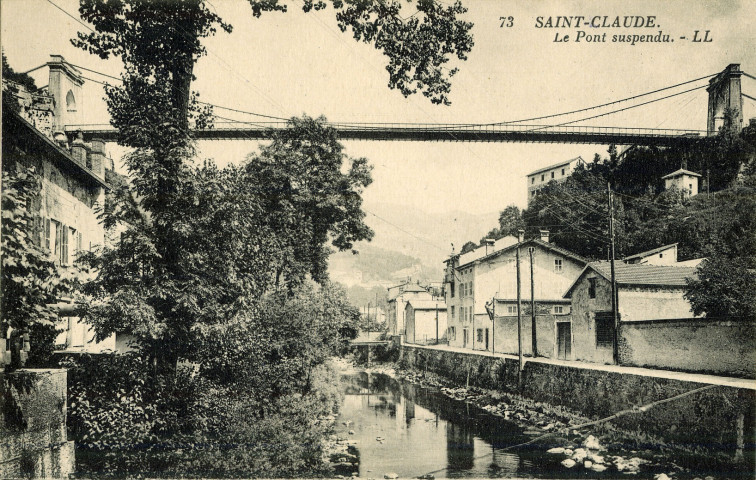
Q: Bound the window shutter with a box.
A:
[61,225,69,265]
[44,219,51,252]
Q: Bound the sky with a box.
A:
[2,0,755,225]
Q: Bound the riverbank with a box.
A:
[390,361,750,479]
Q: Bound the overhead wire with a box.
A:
[412,384,720,479]
[44,0,94,33]
[526,84,709,132]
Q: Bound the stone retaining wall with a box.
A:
[0,369,75,478]
[401,345,755,462]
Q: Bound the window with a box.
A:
[463,329,469,347]
[595,312,614,348]
[561,168,565,175]
[451,306,455,319]
[554,258,563,273]
[551,171,555,179]
[450,283,455,298]
[554,306,564,314]
[588,277,597,299]
[477,328,483,342]
[541,174,545,181]
[659,253,663,258]
[507,305,517,314]
[528,246,535,255]
[531,177,535,184]
[66,90,76,112]
[449,326,456,341]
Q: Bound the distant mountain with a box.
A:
[358,201,499,268]
[328,202,497,293]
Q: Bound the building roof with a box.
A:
[402,283,428,293]
[563,261,698,297]
[526,156,584,177]
[3,104,108,189]
[661,168,702,180]
[405,299,447,311]
[458,238,589,269]
[623,243,678,262]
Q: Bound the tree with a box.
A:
[243,116,374,286]
[460,241,477,254]
[2,51,37,93]
[74,0,474,138]
[684,255,756,319]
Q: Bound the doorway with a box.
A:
[557,322,571,360]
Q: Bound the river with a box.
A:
[336,371,611,479]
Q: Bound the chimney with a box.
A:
[89,138,107,178]
[70,135,89,168]
[517,229,525,243]
[540,229,550,243]
[483,238,495,255]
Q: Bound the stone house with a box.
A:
[526,156,585,206]
[404,299,447,345]
[2,59,114,354]
[662,168,701,197]
[562,261,698,365]
[443,231,587,355]
[386,282,435,336]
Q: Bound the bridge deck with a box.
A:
[68,123,707,146]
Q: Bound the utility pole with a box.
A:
[491,296,496,356]
[529,248,537,357]
[516,233,524,389]
[608,182,620,365]
[435,303,439,345]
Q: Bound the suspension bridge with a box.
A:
[58,63,752,147]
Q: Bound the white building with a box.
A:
[662,169,701,197]
[526,156,585,205]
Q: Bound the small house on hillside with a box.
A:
[563,262,698,364]
[662,169,701,197]
[405,300,447,345]
[624,243,679,266]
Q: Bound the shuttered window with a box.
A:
[595,312,614,348]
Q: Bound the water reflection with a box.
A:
[339,373,539,479]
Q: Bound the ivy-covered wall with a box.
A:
[0,369,74,478]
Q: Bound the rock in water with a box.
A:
[384,473,399,479]
[546,447,565,454]
[571,448,588,462]
[584,460,593,469]
[655,475,671,480]
[583,435,602,450]
[561,459,577,469]
[590,464,608,472]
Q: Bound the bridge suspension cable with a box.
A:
[525,84,708,133]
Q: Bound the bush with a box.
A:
[60,353,343,477]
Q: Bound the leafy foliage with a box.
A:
[2,51,37,93]
[1,167,70,367]
[684,256,756,319]
[75,0,474,110]
[459,240,477,254]
[244,116,374,286]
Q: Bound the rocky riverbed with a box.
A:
[322,358,742,479]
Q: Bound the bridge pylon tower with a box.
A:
[707,63,743,136]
